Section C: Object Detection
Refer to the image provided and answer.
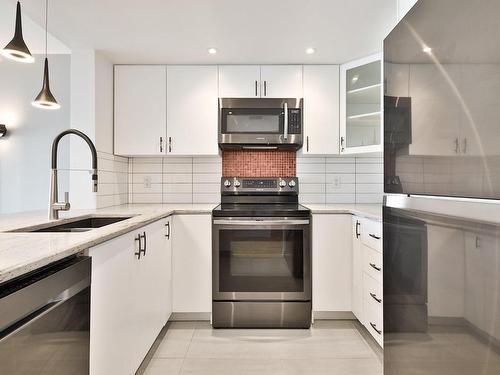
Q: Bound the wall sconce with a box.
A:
[0,125,7,138]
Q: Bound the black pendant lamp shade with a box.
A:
[32,0,60,110]
[1,2,34,63]
[32,58,60,109]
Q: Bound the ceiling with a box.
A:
[15,0,397,64]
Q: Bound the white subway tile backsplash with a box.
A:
[132,173,163,184]
[163,173,193,183]
[132,163,162,174]
[299,183,325,194]
[163,183,192,193]
[326,183,356,194]
[297,163,326,174]
[163,163,193,174]
[131,183,163,194]
[325,163,356,174]
[163,193,193,203]
[96,153,129,209]
[193,183,220,194]
[356,183,384,194]
[132,193,163,204]
[193,193,220,204]
[326,174,356,184]
[356,163,384,174]
[326,194,356,204]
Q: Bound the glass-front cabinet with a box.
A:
[340,53,383,154]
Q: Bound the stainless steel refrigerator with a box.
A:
[384,0,500,374]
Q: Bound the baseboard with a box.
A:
[313,311,356,320]
[170,312,211,321]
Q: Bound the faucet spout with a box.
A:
[49,129,98,220]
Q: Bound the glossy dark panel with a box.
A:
[384,0,500,199]
[384,206,500,374]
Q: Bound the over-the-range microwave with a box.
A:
[218,98,303,150]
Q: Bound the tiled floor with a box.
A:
[141,320,383,375]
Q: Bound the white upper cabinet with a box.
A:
[219,65,303,98]
[166,66,219,155]
[340,53,383,154]
[260,65,303,98]
[218,65,261,98]
[114,65,167,156]
[302,65,340,155]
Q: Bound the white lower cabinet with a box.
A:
[172,214,212,313]
[312,214,352,314]
[352,215,383,347]
[89,218,171,375]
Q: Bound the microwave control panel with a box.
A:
[287,109,302,134]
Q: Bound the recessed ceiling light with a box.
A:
[207,47,218,55]
[306,47,315,55]
[422,46,432,54]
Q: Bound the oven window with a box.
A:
[219,229,304,292]
[222,108,283,134]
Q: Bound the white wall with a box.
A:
[0,54,71,214]
[397,0,419,21]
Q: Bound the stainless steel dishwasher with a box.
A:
[0,256,91,374]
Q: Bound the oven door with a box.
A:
[212,217,311,301]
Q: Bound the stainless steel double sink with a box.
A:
[11,216,133,233]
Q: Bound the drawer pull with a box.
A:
[369,263,381,272]
[369,233,381,240]
[370,292,382,303]
[370,322,382,335]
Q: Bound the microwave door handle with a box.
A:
[283,102,288,140]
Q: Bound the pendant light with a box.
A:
[32,0,60,110]
[1,2,34,63]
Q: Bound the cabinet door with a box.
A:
[312,214,352,313]
[89,231,137,375]
[114,65,167,156]
[351,216,364,322]
[166,66,219,155]
[218,65,261,98]
[340,53,383,154]
[302,65,340,155]
[408,64,462,156]
[260,65,303,98]
[172,214,212,313]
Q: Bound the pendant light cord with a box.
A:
[44,0,48,57]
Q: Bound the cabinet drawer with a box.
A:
[364,301,383,347]
[361,219,382,252]
[363,244,383,283]
[363,273,383,314]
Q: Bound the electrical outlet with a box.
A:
[143,176,152,189]
[333,177,341,188]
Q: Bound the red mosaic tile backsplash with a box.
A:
[222,150,296,177]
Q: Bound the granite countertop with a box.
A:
[0,204,215,284]
[305,204,382,221]
[0,203,381,285]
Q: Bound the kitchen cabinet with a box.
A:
[114,65,167,156]
[312,214,352,314]
[260,65,303,98]
[351,215,383,347]
[340,53,383,154]
[218,65,302,98]
[166,66,219,155]
[351,216,363,322]
[302,65,340,155]
[89,218,171,375]
[172,214,212,313]
[218,65,261,98]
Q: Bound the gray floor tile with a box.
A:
[281,358,382,375]
[180,358,287,375]
[143,358,183,375]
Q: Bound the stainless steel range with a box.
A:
[212,177,311,328]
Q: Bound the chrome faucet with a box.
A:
[49,129,98,220]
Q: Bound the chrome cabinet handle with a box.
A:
[370,292,382,303]
[355,220,361,238]
[341,136,345,152]
[283,102,288,140]
[306,136,309,152]
[165,221,170,239]
[455,137,460,154]
[264,80,267,96]
[463,137,467,154]
[168,137,172,153]
[159,137,163,153]
[370,322,382,335]
[369,233,381,240]
[255,80,258,97]
[141,232,147,256]
[369,263,381,272]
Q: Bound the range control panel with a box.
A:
[221,177,299,194]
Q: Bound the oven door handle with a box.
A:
[213,219,309,226]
